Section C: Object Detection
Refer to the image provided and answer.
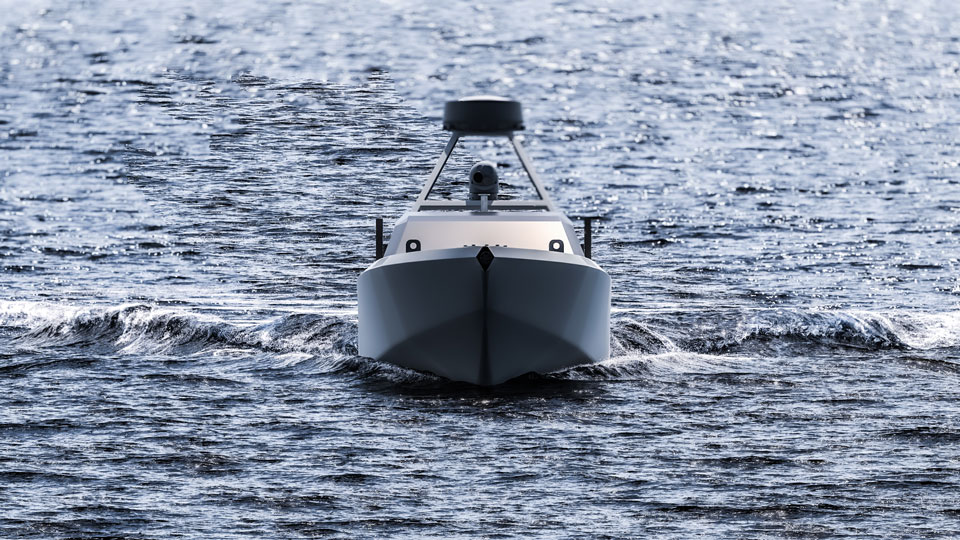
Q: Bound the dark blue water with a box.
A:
[2,1,960,537]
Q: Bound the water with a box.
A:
[2,0,960,537]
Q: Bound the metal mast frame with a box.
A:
[412,131,559,212]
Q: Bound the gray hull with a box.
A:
[358,246,610,385]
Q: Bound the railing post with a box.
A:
[375,218,384,260]
[583,217,593,259]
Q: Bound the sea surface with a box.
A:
[2,0,960,537]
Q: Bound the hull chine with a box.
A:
[359,247,610,385]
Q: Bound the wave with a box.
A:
[0,301,355,357]
[2,301,958,381]
[687,309,960,353]
[557,309,960,381]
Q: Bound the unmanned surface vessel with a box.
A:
[358,97,610,385]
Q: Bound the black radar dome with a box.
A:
[443,96,524,133]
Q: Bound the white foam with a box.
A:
[0,300,84,329]
[886,311,960,350]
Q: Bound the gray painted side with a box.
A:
[358,246,610,385]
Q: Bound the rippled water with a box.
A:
[2,0,960,537]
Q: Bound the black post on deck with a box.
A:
[375,218,384,260]
[582,217,593,259]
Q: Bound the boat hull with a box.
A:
[358,246,610,385]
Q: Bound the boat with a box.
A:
[358,96,610,385]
